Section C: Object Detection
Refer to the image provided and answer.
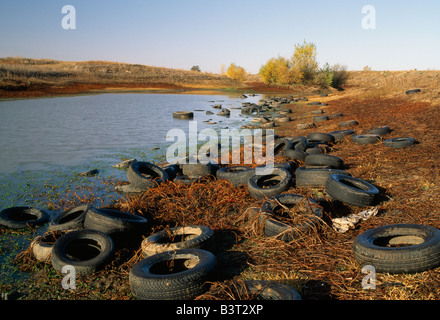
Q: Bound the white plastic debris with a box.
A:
[332,207,378,233]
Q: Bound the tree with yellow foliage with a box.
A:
[225,63,247,82]
[291,40,318,82]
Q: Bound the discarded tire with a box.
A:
[0,207,49,229]
[274,138,293,155]
[51,229,115,275]
[406,89,421,95]
[313,115,329,122]
[307,132,335,144]
[182,162,217,178]
[384,137,416,149]
[141,225,215,257]
[305,154,344,169]
[328,130,355,142]
[173,111,194,119]
[339,120,359,127]
[353,224,440,273]
[216,166,254,187]
[129,249,216,300]
[291,136,308,152]
[260,194,323,242]
[283,149,307,162]
[295,167,352,188]
[352,134,381,145]
[237,280,302,300]
[127,161,168,190]
[367,126,391,136]
[30,231,64,262]
[325,174,379,207]
[48,204,90,231]
[247,168,292,199]
[84,208,148,240]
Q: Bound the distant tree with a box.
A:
[291,40,318,83]
[331,64,349,89]
[259,56,293,85]
[226,63,246,82]
[191,65,201,72]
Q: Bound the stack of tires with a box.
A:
[24,204,149,276]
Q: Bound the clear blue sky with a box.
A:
[1,0,439,73]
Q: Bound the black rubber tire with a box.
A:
[141,225,215,257]
[290,136,308,152]
[384,137,416,149]
[260,194,323,242]
[328,130,355,142]
[0,207,49,229]
[295,167,352,188]
[247,168,292,199]
[305,154,344,169]
[282,149,307,162]
[353,224,440,273]
[325,174,379,207]
[51,229,115,275]
[239,280,302,300]
[84,208,148,238]
[367,126,391,136]
[48,204,90,231]
[307,132,335,144]
[181,162,218,178]
[352,134,381,145]
[274,138,293,155]
[313,115,329,122]
[216,166,254,187]
[339,120,359,127]
[129,249,216,300]
[406,89,421,95]
[127,161,168,190]
[161,164,182,181]
[305,145,330,155]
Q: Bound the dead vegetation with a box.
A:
[0,57,241,98]
[4,63,440,300]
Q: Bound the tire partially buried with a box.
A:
[216,166,255,187]
[127,161,169,190]
[384,137,416,149]
[247,168,292,199]
[129,249,216,300]
[141,225,215,257]
[51,229,115,275]
[260,194,323,242]
[237,280,302,300]
[353,224,440,273]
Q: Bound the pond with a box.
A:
[0,92,268,288]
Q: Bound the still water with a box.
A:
[0,93,262,174]
[0,92,267,211]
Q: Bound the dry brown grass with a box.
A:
[108,91,440,300]
[0,57,240,92]
[336,70,440,106]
